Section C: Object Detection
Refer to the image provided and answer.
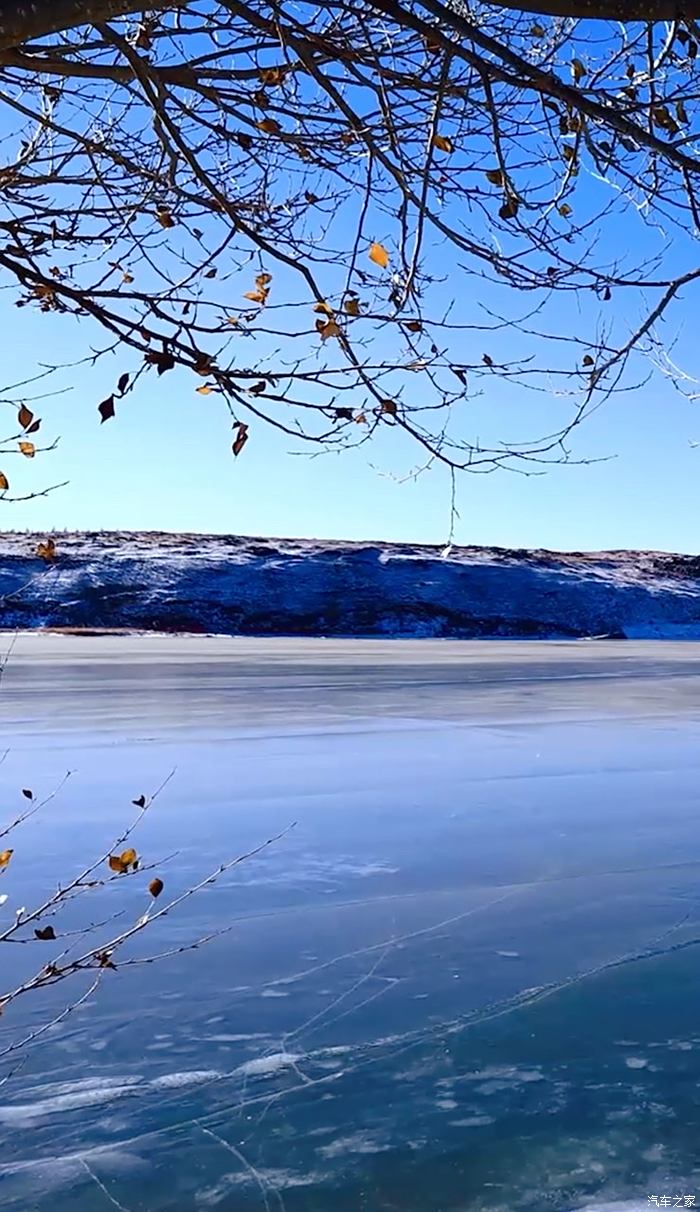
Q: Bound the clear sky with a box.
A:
[1,293,699,553]
[2,20,700,555]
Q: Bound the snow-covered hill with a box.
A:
[1,531,700,639]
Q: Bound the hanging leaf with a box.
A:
[571,58,587,82]
[485,169,504,186]
[120,848,138,869]
[156,208,175,229]
[304,190,319,204]
[144,350,176,375]
[317,318,341,341]
[36,538,56,561]
[18,405,34,429]
[236,131,253,152]
[603,285,612,302]
[19,441,35,458]
[133,795,146,808]
[98,396,115,424]
[499,198,519,220]
[249,381,267,395]
[22,789,33,800]
[483,353,494,367]
[34,926,56,941]
[314,301,334,315]
[405,320,422,333]
[196,385,215,395]
[562,144,576,163]
[122,271,134,284]
[369,242,389,269]
[149,878,164,898]
[96,950,117,970]
[117,373,130,395]
[530,22,545,36]
[0,473,8,492]
[108,854,129,874]
[232,422,249,457]
[0,849,13,870]
[334,408,354,421]
[381,399,397,416]
[558,203,573,217]
[27,419,41,434]
[344,297,361,317]
[582,354,595,366]
[433,133,454,154]
[256,117,281,134]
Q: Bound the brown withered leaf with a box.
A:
[499,198,519,220]
[19,441,36,458]
[405,320,422,333]
[18,405,33,429]
[369,242,389,269]
[98,396,115,424]
[582,354,595,366]
[433,133,454,154]
[108,855,129,874]
[259,66,287,86]
[304,190,319,204]
[381,399,397,416]
[132,795,146,808]
[318,318,341,341]
[156,208,175,229]
[22,789,33,800]
[344,297,361,317]
[34,926,56,941]
[483,353,494,367]
[117,373,130,395]
[37,538,56,561]
[96,950,117,970]
[0,473,9,492]
[120,848,138,869]
[144,350,176,375]
[257,118,281,134]
[27,419,41,434]
[485,169,504,186]
[334,408,353,421]
[232,422,249,457]
[0,849,13,870]
[149,878,164,898]
[236,132,253,152]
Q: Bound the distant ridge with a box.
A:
[1,531,699,639]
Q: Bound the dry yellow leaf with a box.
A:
[317,318,341,341]
[19,442,35,458]
[344,297,361,317]
[196,385,214,395]
[433,133,454,154]
[257,118,281,134]
[369,242,389,269]
[0,473,8,491]
[0,849,13,869]
[108,855,128,874]
[120,848,138,867]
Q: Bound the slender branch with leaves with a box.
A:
[0,0,697,487]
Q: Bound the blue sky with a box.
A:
[2,16,700,554]
[1,318,698,553]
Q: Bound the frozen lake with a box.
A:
[2,636,700,1211]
